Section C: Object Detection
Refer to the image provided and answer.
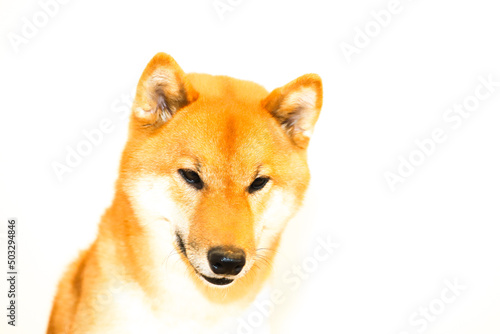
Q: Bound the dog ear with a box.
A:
[132,52,198,127]
[262,74,323,149]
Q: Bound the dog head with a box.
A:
[120,52,322,288]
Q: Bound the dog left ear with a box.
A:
[132,52,198,127]
[262,74,323,149]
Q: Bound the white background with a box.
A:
[1,0,500,333]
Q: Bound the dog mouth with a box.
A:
[200,275,234,286]
[175,232,235,286]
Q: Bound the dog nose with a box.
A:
[208,247,246,276]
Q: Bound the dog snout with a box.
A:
[207,246,246,276]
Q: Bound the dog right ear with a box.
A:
[132,52,198,127]
[262,74,323,149]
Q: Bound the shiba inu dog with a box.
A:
[47,52,323,333]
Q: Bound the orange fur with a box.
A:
[47,53,323,333]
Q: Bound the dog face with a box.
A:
[120,53,322,288]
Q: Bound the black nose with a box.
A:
[208,247,246,276]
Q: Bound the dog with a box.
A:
[47,52,323,333]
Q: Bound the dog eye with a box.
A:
[248,177,269,193]
[178,169,203,190]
